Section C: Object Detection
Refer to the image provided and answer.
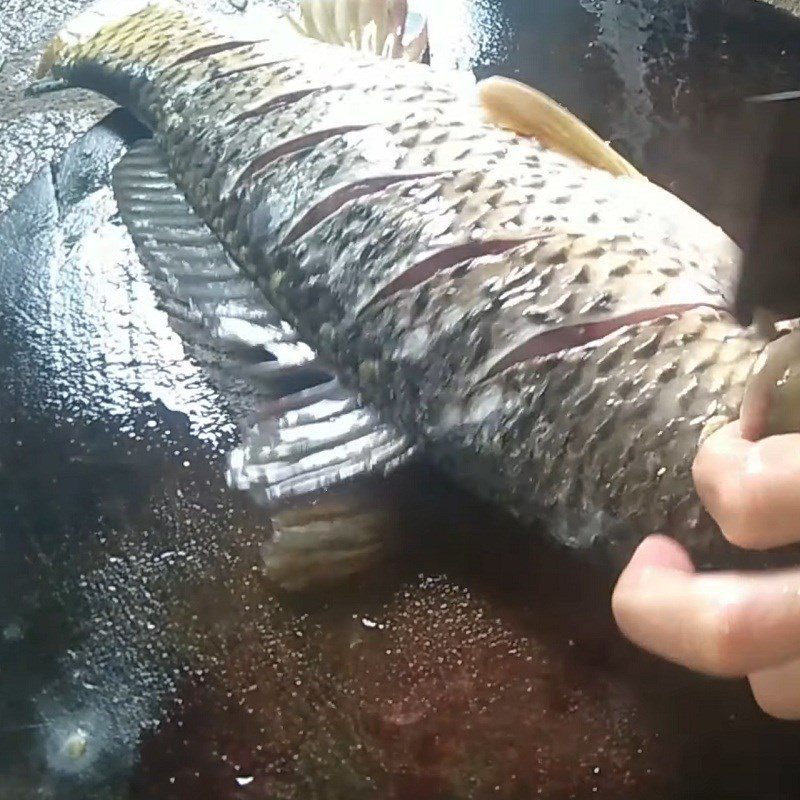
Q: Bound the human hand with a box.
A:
[613,421,800,719]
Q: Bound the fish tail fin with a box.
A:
[288,0,429,62]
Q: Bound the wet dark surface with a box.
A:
[5,1,800,798]
[0,0,113,214]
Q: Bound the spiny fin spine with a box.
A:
[287,0,428,62]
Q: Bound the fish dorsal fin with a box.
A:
[112,138,417,591]
[286,0,429,62]
[477,76,643,179]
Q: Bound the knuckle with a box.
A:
[721,479,768,550]
[692,438,776,550]
[692,455,741,535]
[700,471,760,550]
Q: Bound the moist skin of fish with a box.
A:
[27,0,800,589]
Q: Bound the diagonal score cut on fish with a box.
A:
[27,0,800,590]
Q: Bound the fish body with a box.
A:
[32,1,778,578]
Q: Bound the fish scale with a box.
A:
[157,44,472,157]
[442,310,763,559]
[231,119,530,240]
[33,0,796,576]
[350,233,732,415]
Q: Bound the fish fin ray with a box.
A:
[288,0,428,62]
[113,139,415,590]
[112,138,328,396]
[477,76,643,179]
[228,379,419,591]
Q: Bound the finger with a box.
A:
[613,536,800,677]
[740,328,800,441]
[749,657,800,720]
[693,421,800,549]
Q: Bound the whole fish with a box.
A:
[29,0,800,589]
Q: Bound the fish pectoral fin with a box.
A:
[112,138,416,591]
[228,379,419,591]
[477,76,643,179]
[287,0,428,62]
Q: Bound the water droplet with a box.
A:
[2,620,24,642]
[63,729,89,761]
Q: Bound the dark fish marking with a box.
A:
[229,88,324,124]
[168,40,262,68]
[253,378,354,420]
[364,239,536,310]
[283,173,443,246]
[210,58,291,81]
[485,303,729,378]
[233,126,367,191]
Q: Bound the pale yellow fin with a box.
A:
[288,0,428,61]
[478,76,643,179]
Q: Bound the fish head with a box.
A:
[34,0,155,82]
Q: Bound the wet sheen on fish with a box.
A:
[29,0,799,588]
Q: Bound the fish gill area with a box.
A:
[3,1,800,799]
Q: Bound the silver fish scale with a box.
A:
[206,116,540,276]
[345,233,732,425]
[145,29,740,351]
[159,34,461,101]
[58,4,777,563]
[282,159,735,329]
[155,45,477,198]
[161,88,478,230]
[164,59,310,136]
[71,6,206,69]
[425,310,764,561]
[221,87,461,190]
[230,119,527,243]
[158,49,470,158]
